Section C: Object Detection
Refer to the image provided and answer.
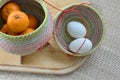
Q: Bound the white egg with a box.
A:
[67,21,87,38]
[69,38,92,54]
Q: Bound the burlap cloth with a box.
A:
[0,0,119,80]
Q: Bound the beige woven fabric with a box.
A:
[0,0,120,80]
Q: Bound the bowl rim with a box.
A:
[54,3,105,57]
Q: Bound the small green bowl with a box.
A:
[0,0,53,55]
[54,3,105,56]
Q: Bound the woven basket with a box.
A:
[0,0,53,56]
[54,4,105,56]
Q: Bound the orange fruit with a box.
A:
[0,24,9,34]
[28,14,39,29]
[0,24,19,36]
[7,11,29,33]
[21,28,34,35]
[1,1,21,21]
[8,30,19,36]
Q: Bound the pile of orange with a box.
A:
[0,1,39,36]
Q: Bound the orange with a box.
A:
[7,11,29,33]
[1,1,21,21]
[21,28,34,35]
[0,24,19,36]
[0,24,9,34]
[8,30,19,36]
[28,14,39,29]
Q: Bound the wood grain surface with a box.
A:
[0,50,21,65]
[44,0,80,19]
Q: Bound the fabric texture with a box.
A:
[0,0,120,80]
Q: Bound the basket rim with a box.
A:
[0,0,49,39]
[54,3,105,57]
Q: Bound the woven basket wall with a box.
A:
[54,4,105,56]
[0,0,53,56]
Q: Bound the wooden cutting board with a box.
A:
[0,0,88,74]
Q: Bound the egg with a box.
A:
[69,38,92,54]
[67,21,87,38]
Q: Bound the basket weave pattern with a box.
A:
[55,4,104,56]
[0,0,53,55]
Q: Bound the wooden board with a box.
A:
[0,50,21,65]
[45,0,80,19]
[0,0,88,74]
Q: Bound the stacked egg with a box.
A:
[67,21,92,54]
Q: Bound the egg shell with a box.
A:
[67,21,87,38]
[69,38,92,54]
